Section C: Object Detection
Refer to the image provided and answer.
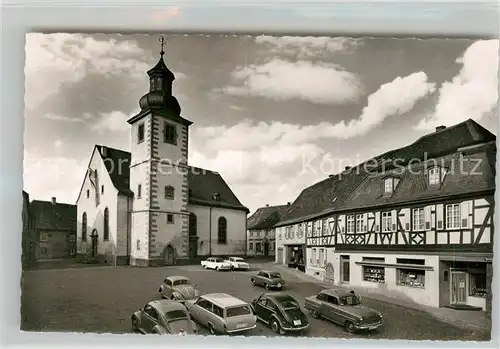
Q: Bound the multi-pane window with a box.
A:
[167,214,174,224]
[428,167,440,185]
[382,211,392,232]
[346,215,355,233]
[384,178,393,194]
[218,217,227,244]
[446,204,461,229]
[322,219,328,235]
[412,208,425,231]
[164,122,177,145]
[137,123,145,143]
[355,215,364,233]
[165,186,174,200]
[81,212,87,241]
[249,242,253,250]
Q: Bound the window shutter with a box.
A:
[461,201,469,228]
[391,211,396,231]
[173,125,178,145]
[425,206,431,230]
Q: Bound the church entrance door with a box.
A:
[164,245,175,266]
[90,229,98,258]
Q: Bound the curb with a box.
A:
[273,264,490,334]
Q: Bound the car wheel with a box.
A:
[345,321,355,333]
[251,278,256,286]
[208,323,217,335]
[230,266,234,271]
[131,316,139,332]
[216,267,220,272]
[270,318,281,334]
[311,309,320,318]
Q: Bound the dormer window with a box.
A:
[428,167,440,185]
[384,178,394,194]
[212,192,220,201]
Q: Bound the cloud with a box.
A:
[222,58,363,104]
[199,71,436,152]
[23,149,87,204]
[25,33,151,111]
[255,35,362,57]
[152,6,181,21]
[43,113,92,123]
[90,111,131,133]
[53,140,63,148]
[415,39,499,130]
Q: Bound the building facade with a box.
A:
[278,119,495,313]
[21,191,36,267]
[76,48,249,267]
[247,204,288,257]
[30,197,77,260]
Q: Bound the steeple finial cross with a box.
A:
[159,35,166,57]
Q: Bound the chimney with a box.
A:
[51,197,56,205]
[287,202,291,206]
[345,166,351,171]
[265,204,269,207]
[435,125,446,132]
[101,146,107,157]
[329,174,334,178]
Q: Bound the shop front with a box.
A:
[286,244,306,272]
[439,258,491,311]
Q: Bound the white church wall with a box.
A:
[117,195,131,257]
[76,147,119,262]
[189,204,247,256]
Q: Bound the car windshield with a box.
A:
[225,305,252,318]
[233,257,244,261]
[165,310,189,321]
[214,258,224,262]
[269,272,281,278]
[173,279,190,286]
[339,296,361,306]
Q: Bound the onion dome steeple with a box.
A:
[138,35,181,115]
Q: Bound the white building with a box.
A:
[76,49,249,267]
[246,204,288,257]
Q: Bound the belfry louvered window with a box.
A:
[163,122,177,145]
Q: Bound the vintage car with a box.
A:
[250,292,309,334]
[304,288,383,333]
[158,276,200,302]
[185,293,257,335]
[224,256,250,271]
[201,257,231,271]
[131,300,198,335]
[250,270,285,290]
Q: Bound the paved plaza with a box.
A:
[21,262,490,340]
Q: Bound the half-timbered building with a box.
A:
[283,119,495,314]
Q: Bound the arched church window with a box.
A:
[103,207,109,241]
[165,186,175,200]
[82,212,87,241]
[218,217,227,244]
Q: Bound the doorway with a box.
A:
[340,255,350,283]
[263,242,269,257]
[277,248,283,264]
[90,229,98,258]
[164,245,175,265]
[188,213,198,259]
[451,271,467,305]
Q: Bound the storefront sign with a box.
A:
[459,282,465,288]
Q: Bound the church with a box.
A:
[75,42,249,267]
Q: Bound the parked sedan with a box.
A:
[185,293,257,335]
[158,276,200,302]
[225,256,250,271]
[251,292,309,334]
[131,300,198,335]
[201,257,231,271]
[304,288,383,333]
[250,270,285,290]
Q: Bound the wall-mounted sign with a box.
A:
[459,282,465,288]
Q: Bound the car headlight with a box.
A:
[359,316,364,322]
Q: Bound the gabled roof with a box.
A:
[30,199,77,231]
[96,145,133,197]
[187,167,249,213]
[276,119,496,226]
[247,204,289,230]
[337,146,496,212]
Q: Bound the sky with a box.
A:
[23,33,498,214]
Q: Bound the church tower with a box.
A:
[127,37,193,266]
